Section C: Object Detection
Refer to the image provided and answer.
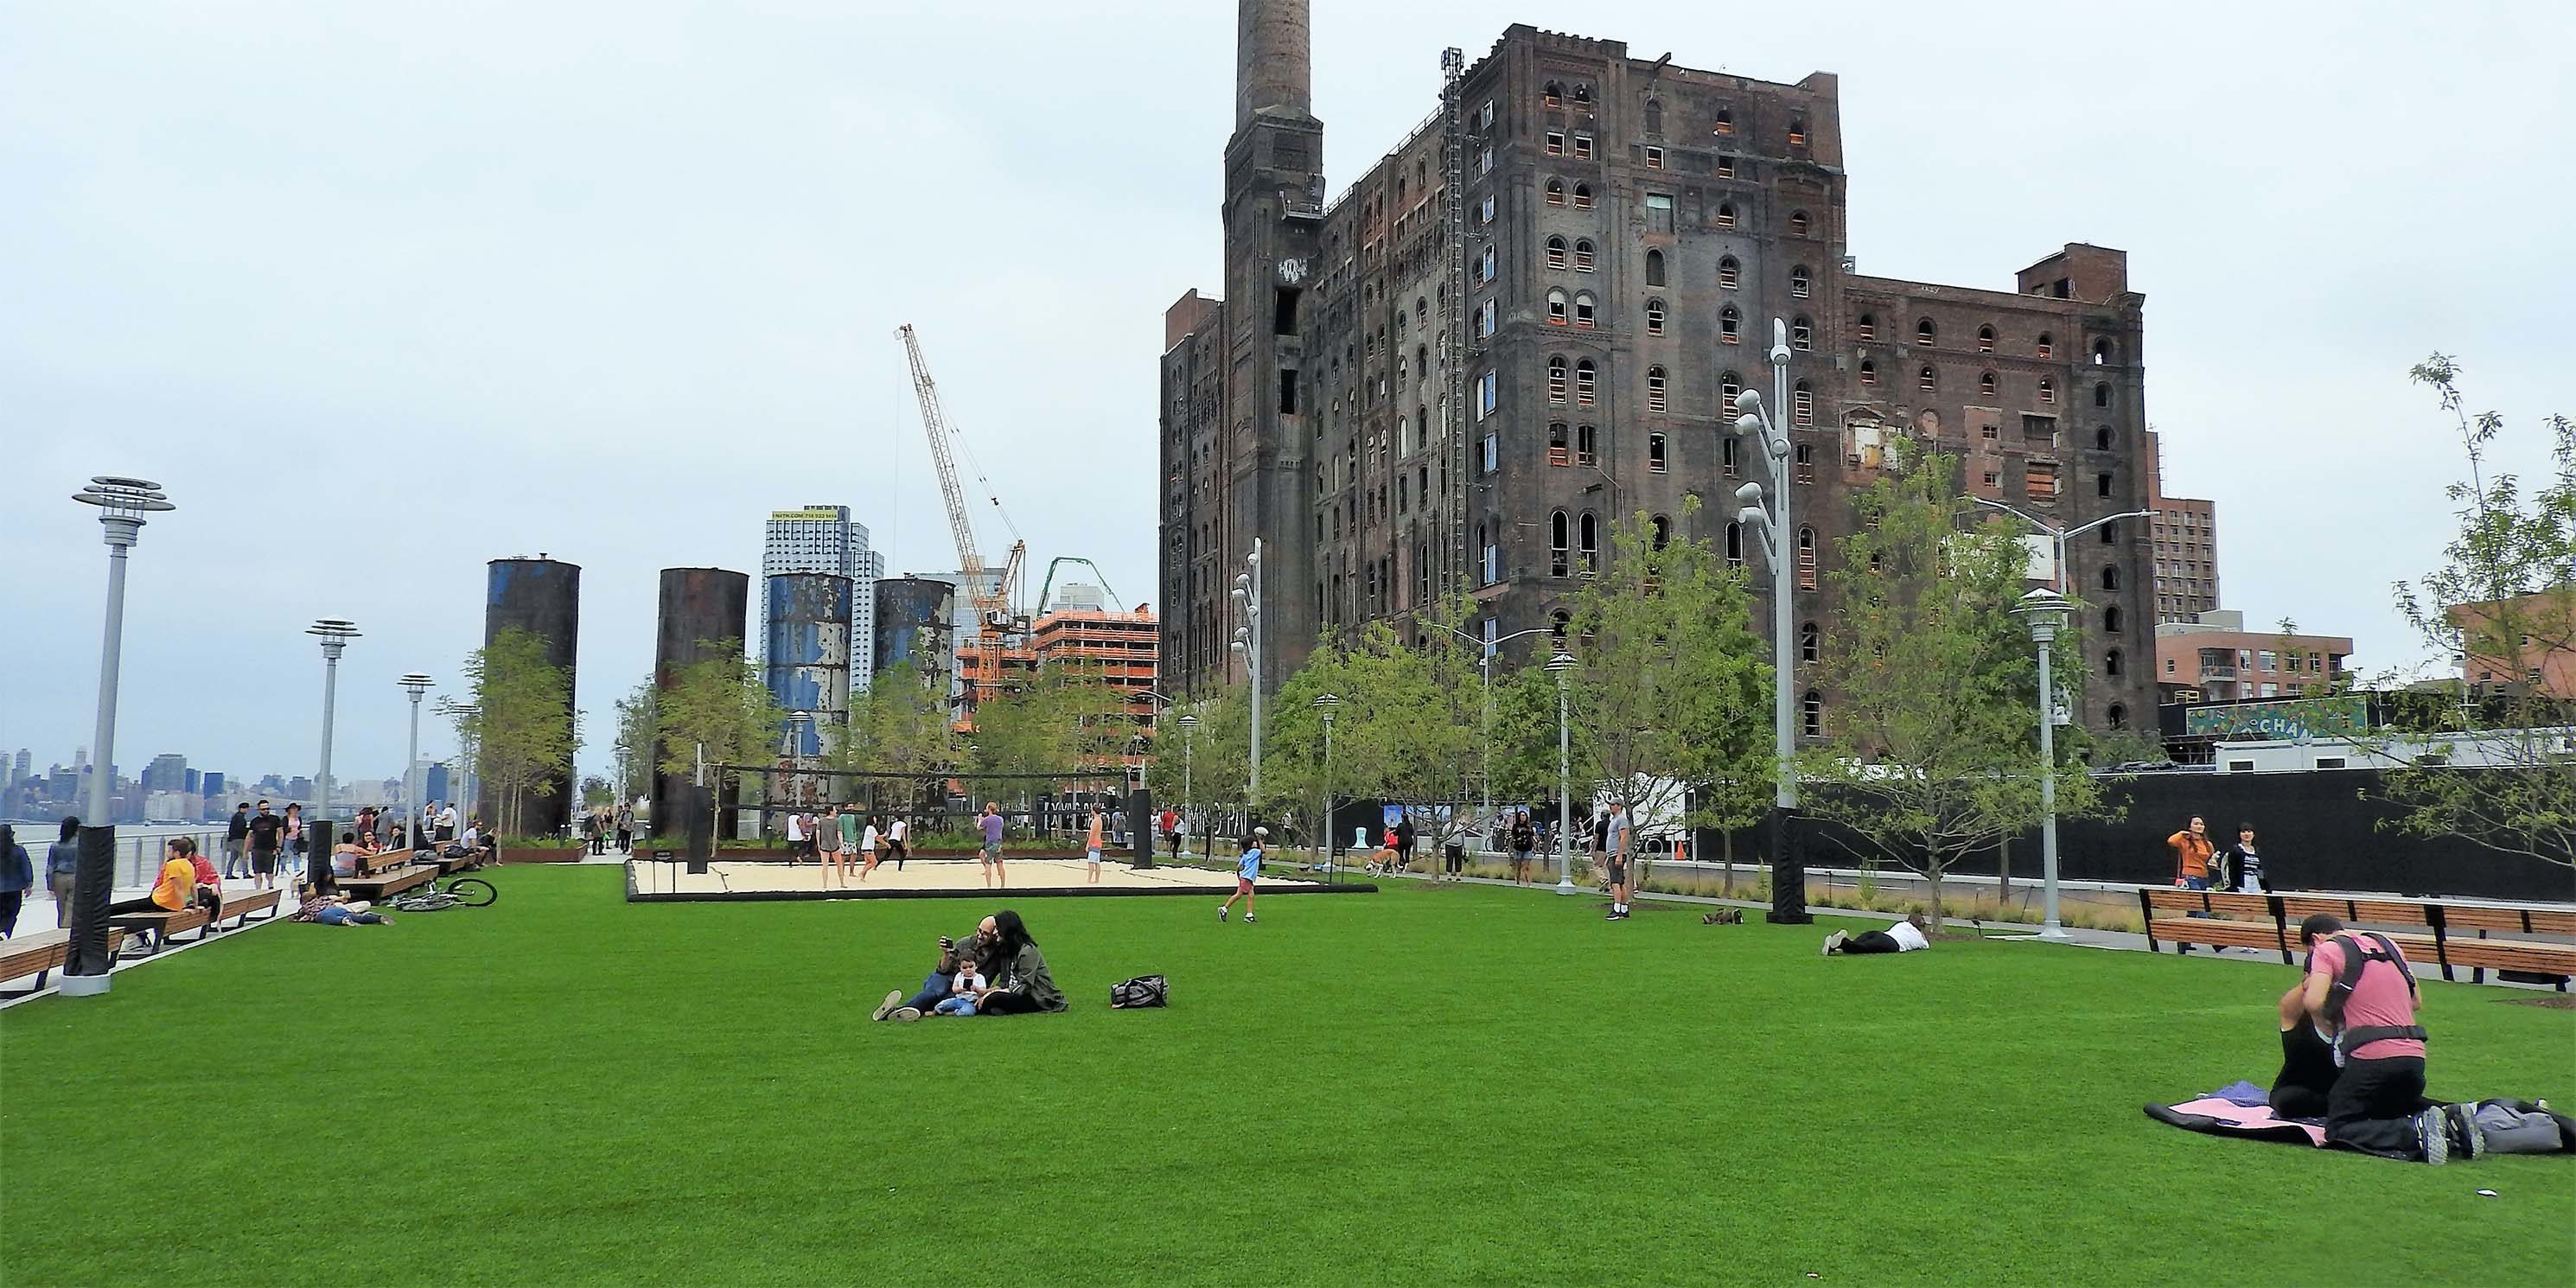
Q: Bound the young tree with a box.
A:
[579,775,613,809]
[1795,452,2106,925]
[1268,618,1481,854]
[842,660,959,784]
[613,678,657,802]
[2375,355,2576,868]
[1563,502,1775,885]
[456,626,577,838]
[653,640,787,790]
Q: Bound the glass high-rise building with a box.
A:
[761,505,882,698]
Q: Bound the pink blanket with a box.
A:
[2146,1096,2326,1147]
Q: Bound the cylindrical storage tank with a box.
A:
[481,555,581,838]
[871,577,958,694]
[766,573,852,756]
[652,568,750,838]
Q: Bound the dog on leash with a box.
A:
[1700,909,1744,925]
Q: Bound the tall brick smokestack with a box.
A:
[1235,0,1311,128]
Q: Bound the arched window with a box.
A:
[1713,106,1734,135]
[1478,244,1496,282]
[1725,521,1744,568]
[1976,324,1996,354]
[1859,360,1877,386]
[2104,605,2124,634]
[1790,210,1812,238]
[1796,526,1817,590]
[1916,317,1937,347]
[1578,512,1599,574]
[1572,83,1592,105]
[1546,236,1568,270]
[1645,249,1667,287]
[2095,424,2114,450]
[2095,381,2112,408]
[1572,183,1593,209]
[1547,356,1568,403]
[1801,691,1823,737]
[2038,378,2056,405]
[1416,296,1428,328]
[2098,519,2119,545]
[1573,292,1596,328]
[1546,179,1565,206]
[1396,355,1408,386]
[2093,338,2114,366]
[1794,379,1814,424]
[1643,99,1663,134]
[2107,702,2128,731]
[1572,239,1596,272]
[1718,255,1740,290]
[1550,510,1570,576]
[1647,365,1668,414]
[1574,359,1597,405]
[2106,647,2125,677]
[1918,364,1937,392]
[1546,288,1569,325]
[2101,564,2120,592]
[1979,371,1998,398]
[1644,297,1667,335]
[1416,344,1428,379]
[2036,332,2055,359]
[1548,422,1570,466]
[1543,80,1564,107]
[1716,202,1737,228]
[1650,514,1671,550]
[1719,304,1742,344]
[1720,371,1743,411]
[1800,621,1820,662]
[1790,265,1811,297]
[1791,316,1813,351]
[1551,609,1571,638]
[1857,313,1877,341]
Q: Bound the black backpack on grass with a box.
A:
[1111,975,1168,1009]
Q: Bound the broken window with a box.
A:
[1547,288,1569,326]
[1647,366,1668,414]
[1791,316,1813,351]
[1790,265,1810,297]
[1546,179,1565,206]
[1712,106,1734,136]
[1573,239,1596,272]
[1574,360,1597,405]
[1718,256,1740,290]
[1546,236,1568,270]
[1546,130,1565,156]
[1859,360,1877,386]
[1644,297,1666,335]
[1644,145,1665,170]
[1716,202,1737,228]
[1572,183,1593,209]
[1547,358,1568,403]
[1649,431,1667,472]
[1916,317,1937,347]
[1573,293,1595,328]
[1577,424,1597,467]
[1646,194,1673,233]
[1720,305,1742,344]
[1278,367,1298,415]
[1551,510,1570,576]
[1856,313,1875,341]
[1977,325,1996,354]
[1273,287,1301,335]
[1790,210,1811,238]
[1794,379,1814,425]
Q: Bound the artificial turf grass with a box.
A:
[3,869,2570,1288]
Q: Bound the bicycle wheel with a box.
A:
[444,877,498,908]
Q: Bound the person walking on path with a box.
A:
[979,803,1008,889]
[0,824,33,937]
[282,803,308,886]
[245,800,286,892]
[222,802,251,879]
[2166,815,2215,891]
[1604,802,1635,921]
[45,817,81,928]
[1509,810,1537,885]
[615,802,634,853]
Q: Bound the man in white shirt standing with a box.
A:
[784,810,806,864]
[1604,802,1634,921]
[1822,913,1931,956]
[435,801,460,844]
[885,814,909,871]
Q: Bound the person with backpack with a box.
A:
[2298,913,2475,1164]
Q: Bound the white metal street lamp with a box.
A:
[1229,540,1264,810]
[399,673,432,846]
[307,619,360,816]
[2012,587,2076,939]
[1175,711,1198,859]
[1312,692,1341,877]
[1729,316,1810,923]
[1972,497,2154,596]
[1435,623,1550,851]
[1544,649,1578,896]
[62,476,175,996]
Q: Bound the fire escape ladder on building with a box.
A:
[1440,45,1472,599]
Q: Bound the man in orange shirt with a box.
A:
[2166,815,2215,891]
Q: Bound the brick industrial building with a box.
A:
[2145,431,2219,622]
[1162,6,2158,733]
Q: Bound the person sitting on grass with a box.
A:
[876,919,998,1021]
[971,910,1065,1015]
[1220,829,1266,923]
[1821,913,1930,956]
[291,893,393,927]
[932,956,989,1016]
[2269,980,2341,1119]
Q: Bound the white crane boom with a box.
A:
[898,323,991,611]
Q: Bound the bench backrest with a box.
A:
[2277,895,2437,929]
[2139,887,2273,920]
[2437,904,2576,936]
[220,889,281,916]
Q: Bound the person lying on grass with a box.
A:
[291,894,392,927]
[1821,913,1929,956]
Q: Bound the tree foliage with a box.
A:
[456,626,577,838]
[2374,354,2576,867]
[840,661,959,781]
[1795,452,2107,923]
[613,678,657,801]
[652,639,787,782]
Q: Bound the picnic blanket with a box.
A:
[2145,1081,2324,1147]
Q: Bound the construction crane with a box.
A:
[1034,556,1120,616]
[899,323,1027,715]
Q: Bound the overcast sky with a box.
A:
[4,1,2569,788]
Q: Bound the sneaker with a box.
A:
[1821,930,1848,956]
[2415,1108,2451,1165]
[890,1006,922,1023]
[873,990,903,1022]
[1218,903,1228,922]
[2448,1103,2486,1161]
[1244,914,1256,923]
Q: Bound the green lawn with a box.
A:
[4,868,2571,1287]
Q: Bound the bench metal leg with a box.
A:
[1,966,52,999]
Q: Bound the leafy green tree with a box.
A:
[1795,452,2107,925]
[654,640,787,787]
[456,626,577,838]
[839,662,960,806]
[579,775,614,809]
[1561,503,1775,885]
[2373,355,2576,868]
[613,678,657,801]
[1267,618,1480,852]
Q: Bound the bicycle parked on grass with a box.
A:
[390,875,498,912]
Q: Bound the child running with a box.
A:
[1220,827,1266,924]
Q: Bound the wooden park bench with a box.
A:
[2141,888,2576,990]
[3,928,128,997]
[338,858,439,902]
[215,888,282,929]
[110,904,214,957]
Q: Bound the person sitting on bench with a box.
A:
[2269,981,2341,1119]
[109,838,222,923]
[1821,913,1929,956]
[330,832,366,878]
[291,894,393,927]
